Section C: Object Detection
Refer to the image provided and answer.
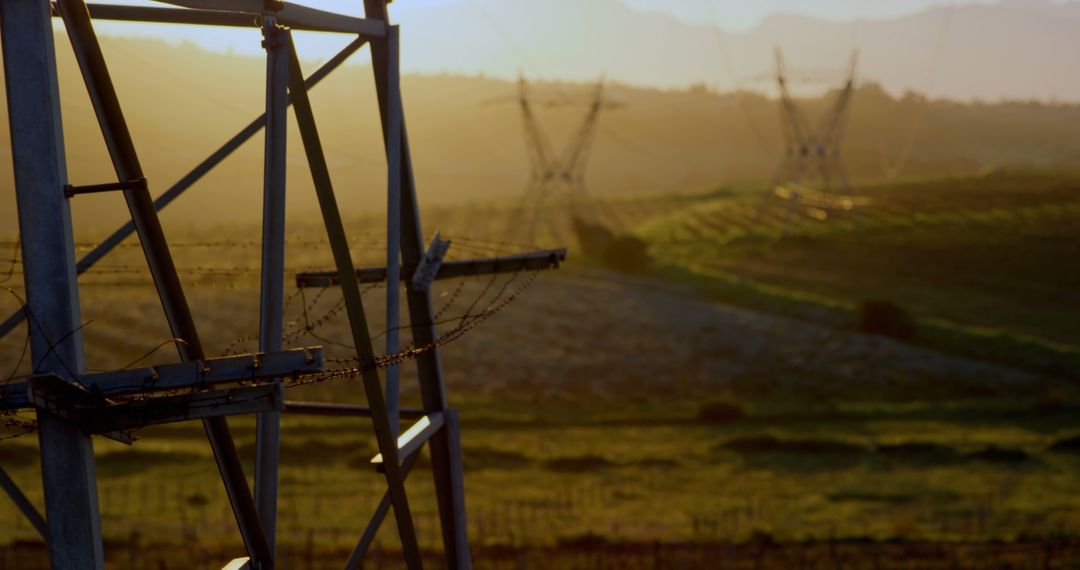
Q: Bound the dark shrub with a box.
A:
[185,493,210,508]
[720,436,781,453]
[966,445,1031,465]
[1049,435,1080,453]
[0,444,36,467]
[697,401,745,424]
[828,490,920,505]
[97,449,203,476]
[602,235,652,273]
[462,446,532,471]
[544,454,614,473]
[572,216,615,256]
[559,532,609,549]
[634,458,680,468]
[877,442,960,466]
[856,300,915,340]
[720,436,864,456]
[571,216,653,272]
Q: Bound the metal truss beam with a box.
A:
[29,380,286,434]
[284,401,430,419]
[344,450,423,570]
[254,19,289,557]
[1,2,487,568]
[31,8,272,554]
[50,2,388,36]
[364,2,472,566]
[1,0,103,564]
[285,28,424,568]
[0,465,49,541]
[385,24,404,438]
[294,248,567,288]
[370,412,444,466]
[0,36,367,342]
[86,384,283,433]
[0,348,323,411]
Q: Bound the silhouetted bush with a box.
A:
[602,235,651,273]
[462,445,532,471]
[544,454,615,473]
[719,436,864,456]
[558,532,609,549]
[856,300,915,341]
[185,493,210,508]
[0,444,37,467]
[876,442,960,466]
[97,449,203,476]
[572,216,615,256]
[1049,435,1080,453]
[966,445,1031,465]
[572,216,653,272]
[697,401,745,424]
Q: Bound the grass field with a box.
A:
[1,171,1079,568]
[637,170,1080,377]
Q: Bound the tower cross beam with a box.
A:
[294,248,566,289]
[0,347,323,411]
[51,2,388,36]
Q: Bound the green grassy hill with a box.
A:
[635,170,1080,377]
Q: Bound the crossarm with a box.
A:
[295,248,567,289]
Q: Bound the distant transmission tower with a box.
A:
[504,75,617,245]
[772,48,859,197]
[0,1,563,569]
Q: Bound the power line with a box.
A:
[879,0,956,179]
[703,0,773,154]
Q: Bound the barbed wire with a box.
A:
[433,278,469,322]
[116,338,191,372]
[0,234,549,442]
[1,288,30,385]
[0,411,36,442]
[0,239,18,285]
[289,269,540,387]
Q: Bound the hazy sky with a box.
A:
[606,0,986,29]
[394,0,988,28]
[85,0,986,54]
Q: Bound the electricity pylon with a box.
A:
[505,75,616,245]
[773,48,859,197]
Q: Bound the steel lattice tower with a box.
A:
[772,48,859,197]
[504,75,613,245]
[0,1,564,569]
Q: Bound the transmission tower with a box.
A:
[0,1,563,569]
[772,48,859,198]
[504,75,616,245]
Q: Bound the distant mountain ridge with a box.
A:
[390,0,1080,101]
